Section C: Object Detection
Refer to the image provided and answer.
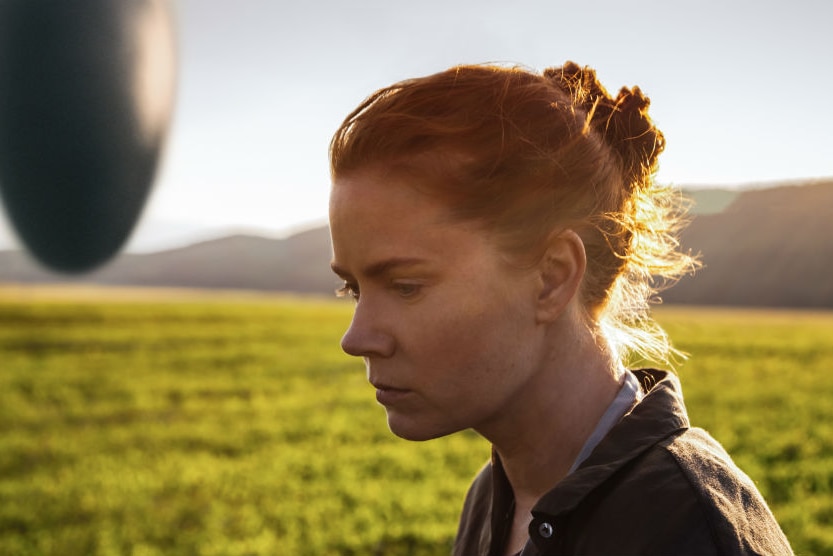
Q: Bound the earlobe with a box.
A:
[536,229,587,323]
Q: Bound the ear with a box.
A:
[535,229,587,323]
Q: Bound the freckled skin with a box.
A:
[329,169,551,442]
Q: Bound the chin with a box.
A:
[387,414,458,442]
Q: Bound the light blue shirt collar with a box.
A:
[568,370,643,474]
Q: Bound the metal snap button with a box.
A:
[538,521,554,538]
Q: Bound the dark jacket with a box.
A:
[453,370,793,556]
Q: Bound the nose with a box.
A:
[340,300,395,358]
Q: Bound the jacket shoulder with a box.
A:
[660,427,793,556]
[564,428,793,556]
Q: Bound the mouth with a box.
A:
[371,382,413,406]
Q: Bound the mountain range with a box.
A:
[1,179,832,308]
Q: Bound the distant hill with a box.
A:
[663,179,833,308]
[0,226,341,295]
[1,179,832,308]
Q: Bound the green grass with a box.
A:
[0,289,831,555]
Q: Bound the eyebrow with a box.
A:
[330,257,429,279]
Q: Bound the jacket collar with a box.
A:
[483,370,690,555]
[529,369,690,519]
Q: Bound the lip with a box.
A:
[373,383,413,406]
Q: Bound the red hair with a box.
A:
[330,62,698,365]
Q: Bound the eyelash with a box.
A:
[336,282,360,300]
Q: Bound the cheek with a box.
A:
[413,297,526,377]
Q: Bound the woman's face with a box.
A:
[329,168,549,441]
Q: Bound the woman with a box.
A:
[328,62,792,556]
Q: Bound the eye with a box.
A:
[335,281,360,301]
[392,282,422,298]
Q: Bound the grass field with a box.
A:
[1,286,831,555]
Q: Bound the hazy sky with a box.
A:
[1,0,831,252]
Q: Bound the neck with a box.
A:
[476,318,623,514]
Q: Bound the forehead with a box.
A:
[329,169,489,273]
[330,169,450,231]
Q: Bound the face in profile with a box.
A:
[329,168,552,442]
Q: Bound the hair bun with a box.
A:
[545,62,665,190]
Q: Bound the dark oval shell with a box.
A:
[0,0,176,272]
